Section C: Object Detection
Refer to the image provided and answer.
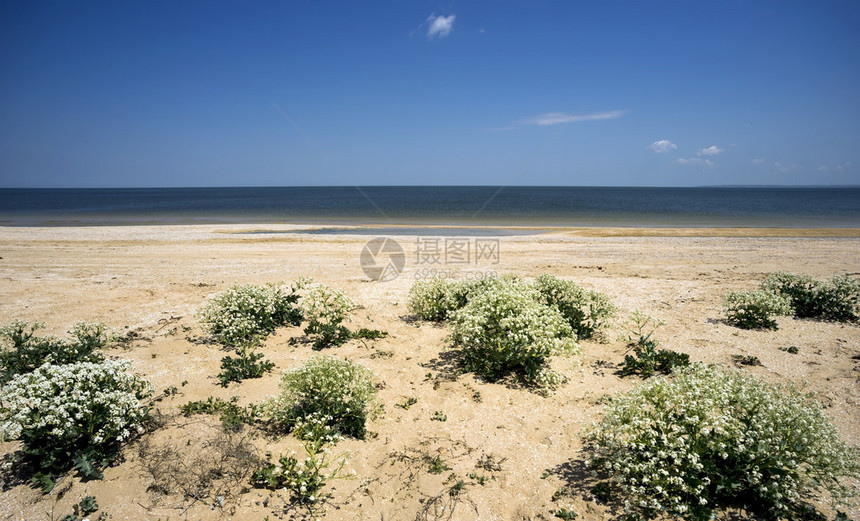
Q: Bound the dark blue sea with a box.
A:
[0,186,858,227]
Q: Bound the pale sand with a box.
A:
[0,224,858,520]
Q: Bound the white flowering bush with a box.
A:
[449,279,580,387]
[250,411,351,505]
[300,284,356,349]
[762,271,860,322]
[533,273,617,340]
[407,275,532,322]
[198,281,305,346]
[407,278,468,321]
[582,364,860,520]
[723,290,792,330]
[0,321,108,384]
[267,355,377,439]
[0,359,152,489]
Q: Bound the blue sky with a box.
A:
[1,1,858,187]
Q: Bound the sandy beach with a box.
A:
[1,224,858,521]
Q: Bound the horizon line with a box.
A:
[1,184,858,190]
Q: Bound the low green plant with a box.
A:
[431,411,447,422]
[56,496,103,521]
[370,348,394,359]
[427,454,451,474]
[552,486,570,501]
[582,364,860,520]
[250,412,351,505]
[732,354,762,366]
[762,272,860,322]
[0,360,152,491]
[533,273,617,340]
[553,508,578,520]
[179,396,259,430]
[71,496,99,518]
[217,342,275,386]
[780,345,800,354]
[353,328,388,340]
[723,289,792,330]
[395,397,417,410]
[449,479,466,496]
[266,355,377,439]
[198,281,305,346]
[618,311,689,378]
[0,321,109,384]
[468,472,488,485]
[449,279,580,387]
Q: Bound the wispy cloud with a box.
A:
[816,161,850,173]
[697,145,723,156]
[677,157,714,168]
[774,161,802,173]
[523,110,626,126]
[427,14,455,38]
[752,158,765,165]
[648,139,677,153]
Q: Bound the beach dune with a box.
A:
[0,224,858,520]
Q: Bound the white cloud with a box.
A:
[427,14,455,38]
[752,158,765,164]
[648,139,677,153]
[523,110,626,126]
[816,161,850,173]
[697,145,723,156]
[677,157,714,168]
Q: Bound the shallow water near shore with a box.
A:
[2,186,859,227]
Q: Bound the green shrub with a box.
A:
[0,321,109,384]
[449,279,580,387]
[179,396,260,430]
[198,281,304,346]
[296,284,387,349]
[582,364,860,520]
[0,360,152,491]
[217,344,275,386]
[407,275,533,323]
[823,275,860,322]
[532,273,617,340]
[250,411,351,505]
[723,290,792,330]
[618,311,689,378]
[266,355,377,439]
[763,272,860,322]
[300,284,356,349]
[407,278,471,321]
